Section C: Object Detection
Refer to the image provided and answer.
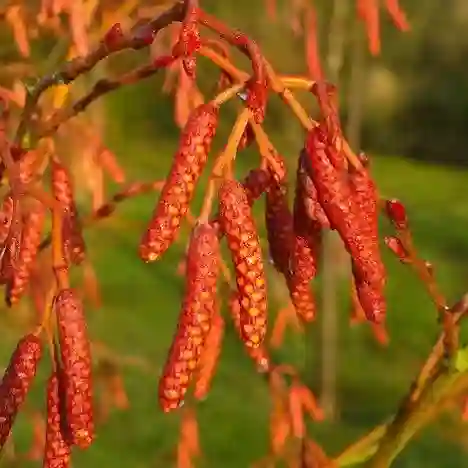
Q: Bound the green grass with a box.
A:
[3,144,468,467]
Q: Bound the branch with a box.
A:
[335,294,468,467]
[38,179,165,252]
[38,56,176,137]
[14,0,187,144]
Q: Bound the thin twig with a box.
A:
[38,57,177,137]
[15,0,187,144]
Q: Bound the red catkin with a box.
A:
[348,154,387,322]
[211,168,272,235]
[193,309,225,400]
[6,201,46,306]
[51,158,86,265]
[285,152,321,323]
[218,179,268,348]
[54,289,94,449]
[139,103,219,262]
[42,373,71,468]
[265,179,295,277]
[228,292,271,373]
[305,125,384,294]
[158,223,219,412]
[0,334,43,449]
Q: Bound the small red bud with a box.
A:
[385,199,408,229]
[384,236,409,263]
[103,23,124,49]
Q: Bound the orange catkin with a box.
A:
[210,168,271,235]
[6,200,46,306]
[51,158,86,265]
[43,373,71,468]
[218,179,268,348]
[139,104,219,262]
[228,292,270,373]
[0,334,43,449]
[159,222,220,412]
[193,309,224,400]
[54,289,94,449]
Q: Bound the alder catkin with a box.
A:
[159,223,220,412]
[54,289,94,449]
[139,104,219,262]
[51,158,86,265]
[242,168,272,203]
[6,201,46,306]
[193,310,224,400]
[227,292,270,373]
[265,179,294,277]
[349,154,387,322]
[218,179,268,348]
[43,373,71,468]
[305,125,385,295]
[210,168,271,234]
[0,334,43,449]
[285,152,320,323]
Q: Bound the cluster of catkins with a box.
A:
[1,106,95,465]
[137,93,391,412]
[0,289,94,467]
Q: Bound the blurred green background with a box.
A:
[2,0,468,467]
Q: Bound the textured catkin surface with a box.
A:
[6,201,46,306]
[349,158,387,322]
[218,179,268,348]
[0,334,43,449]
[284,153,323,323]
[55,288,94,449]
[43,373,71,468]
[211,168,271,234]
[51,158,86,265]
[242,168,272,203]
[305,127,378,287]
[139,103,219,262]
[228,292,270,373]
[193,309,224,400]
[159,223,220,412]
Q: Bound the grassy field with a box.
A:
[2,123,468,468]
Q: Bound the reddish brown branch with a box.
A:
[39,56,176,137]
[14,0,187,144]
[38,180,164,252]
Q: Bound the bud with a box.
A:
[102,23,124,50]
[385,199,408,230]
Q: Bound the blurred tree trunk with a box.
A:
[319,0,350,422]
